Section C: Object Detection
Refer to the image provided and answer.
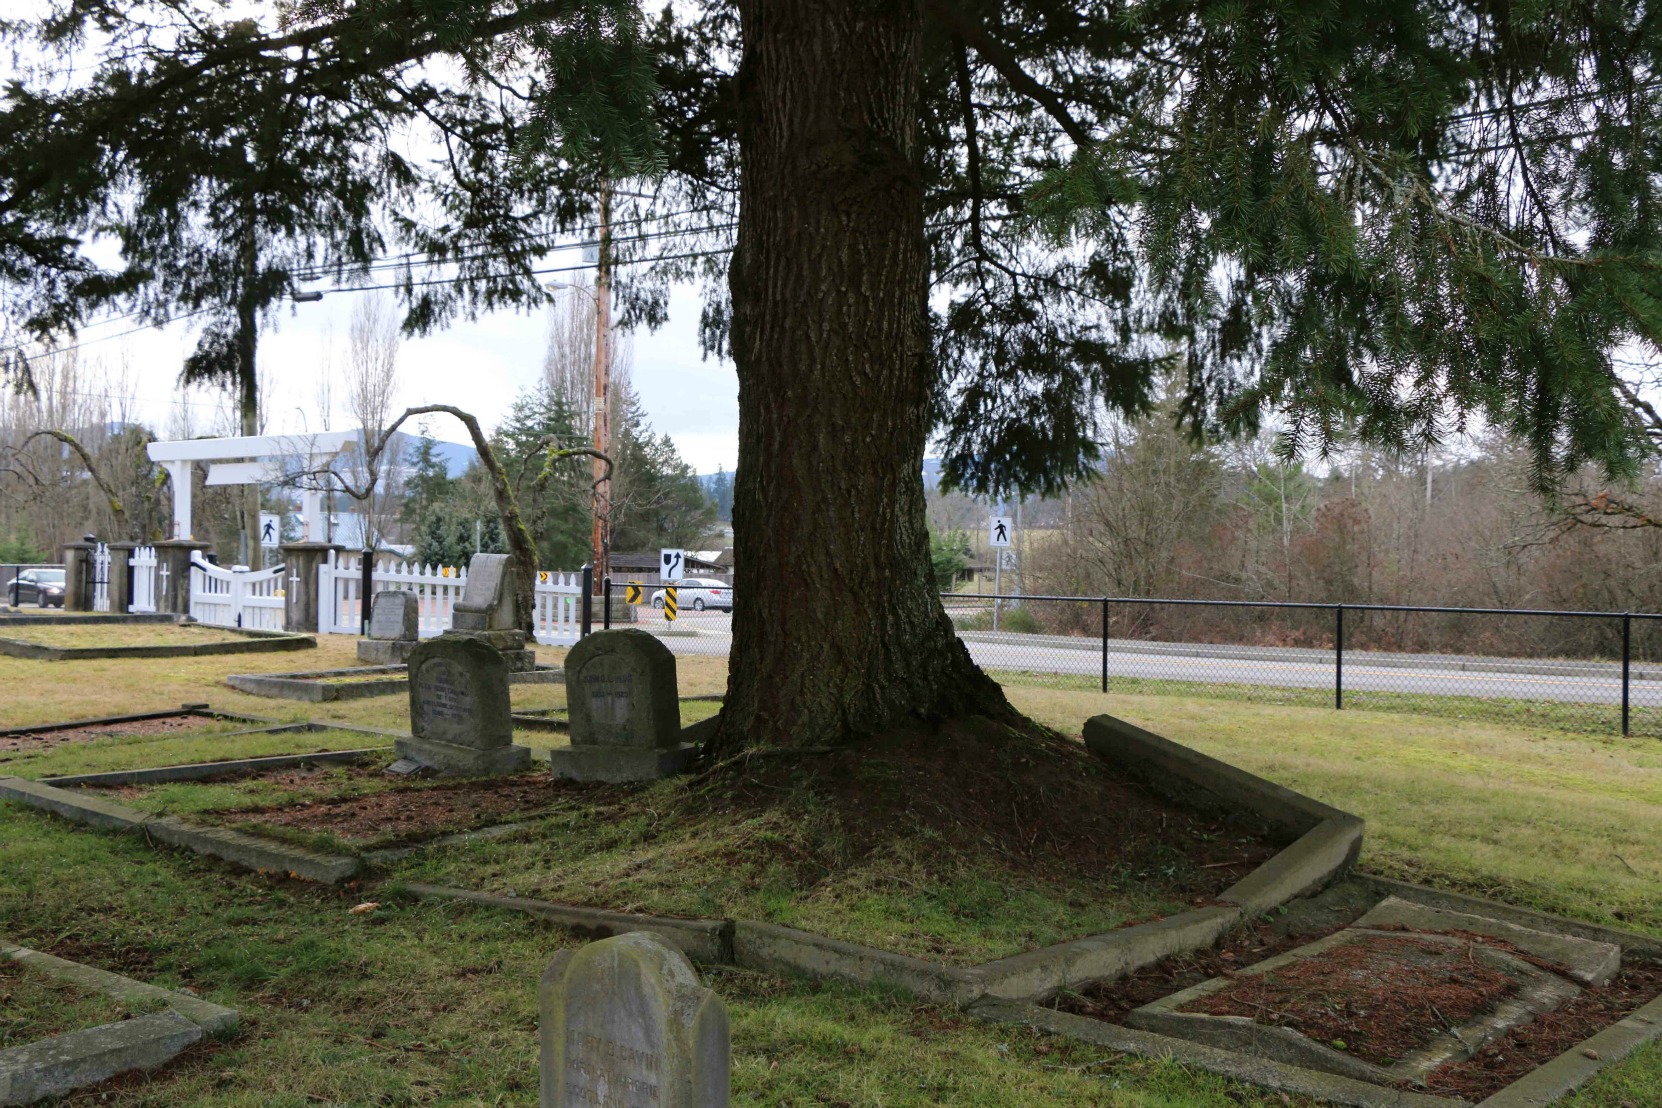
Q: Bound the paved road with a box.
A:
[623,611,1654,710]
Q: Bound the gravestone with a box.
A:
[540,932,729,1108]
[550,629,699,783]
[393,635,531,775]
[357,590,420,665]
[449,553,536,671]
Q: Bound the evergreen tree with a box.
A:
[609,387,717,550]
[5,1,1662,755]
[491,385,592,570]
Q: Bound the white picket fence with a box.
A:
[129,546,160,613]
[317,550,586,644]
[189,552,287,630]
[91,544,111,612]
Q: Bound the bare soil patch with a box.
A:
[1182,933,1517,1066]
[212,772,605,844]
[0,713,226,754]
[1424,957,1662,1100]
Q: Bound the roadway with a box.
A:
[621,610,1655,711]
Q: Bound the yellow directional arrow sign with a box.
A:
[625,582,643,606]
[663,586,678,621]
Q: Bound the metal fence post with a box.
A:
[1335,604,1344,710]
[603,575,613,630]
[1101,597,1109,694]
[359,549,373,636]
[1622,612,1632,737]
[580,563,593,638]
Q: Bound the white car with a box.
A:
[650,577,732,612]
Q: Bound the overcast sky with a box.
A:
[60,259,741,475]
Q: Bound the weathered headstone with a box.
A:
[357,590,421,665]
[448,553,537,671]
[540,932,729,1108]
[393,635,531,775]
[549,629,698,783]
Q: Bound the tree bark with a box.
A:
[716,0,1012,754]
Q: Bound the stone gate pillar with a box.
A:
[152,540,213,617]
[105,541,138,614]
[280,542,344,633]
[60,541,96,611]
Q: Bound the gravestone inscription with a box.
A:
[550,629,697,783]
[393,634,530,775]
[540,932,729,1108]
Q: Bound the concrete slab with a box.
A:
[0,1011,202,1106]
[145,816,360,884]
[1127,929,1582,1087]
[1358,896,1622,987]
[1,946,237,1035]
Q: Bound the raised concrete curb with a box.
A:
[964,906,1240,1002]
[0,1011,202,1106]
[401,883,732,965]
[145,816,360,883]
[0,776,360,884]
[1083,714,1357,835]
[0,940,239,1106]
[1477,991,1662,1106]
[1358,876,1662,958]
[0,626,315,661]
[228,664,564,702]
[732,921,973,1004]
[0,943,238,1034]
[0,777,150,831]
[971,999,1471,1108]
[0,705,274,739]
[42,748,383,789]
[1220,817,1366,915]
[1357,896,1622,987]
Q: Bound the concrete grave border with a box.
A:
[0,939,238,1106]
[0,704,275,740]
[0,622,315,661]
[0,713,402,884]
[408,712,1366,1007]
[227,664,565,702]
[968,877,1662,1108]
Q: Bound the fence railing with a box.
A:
[941,593,1662,738]
[189,553,287,630]
[317,551,586,644]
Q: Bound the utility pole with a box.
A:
[591,184,613,592]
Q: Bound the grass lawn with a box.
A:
[0,636,1659,1103]
[0,621,264,649]
[0,957,164,1048]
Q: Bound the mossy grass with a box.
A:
[3,727,391,781]
[0,804,1325,1107]
[394,718,1281,964]
[989,667,1647,737]
[2,643,1661,1100]
[0,958,165,1047]
[0,622,261,649]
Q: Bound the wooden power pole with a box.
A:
[591,185,613,590]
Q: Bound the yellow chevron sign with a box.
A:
[625,582,643,605]
[663,586,678,621]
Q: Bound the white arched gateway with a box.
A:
[145,429,363,543]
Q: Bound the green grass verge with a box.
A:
[3,727,390,781]
[0,958,164,1047]
[0,807,1323,1107]
[989,667,1650,737]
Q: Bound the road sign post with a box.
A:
[664,586,679,622]
[988,517,1012,632]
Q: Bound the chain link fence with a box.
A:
[590,577,1662,738]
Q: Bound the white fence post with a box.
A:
[188,553,288,630]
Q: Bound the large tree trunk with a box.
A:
[716,0,1012,754]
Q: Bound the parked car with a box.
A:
[650,577,732,612]
[9,568,66,608]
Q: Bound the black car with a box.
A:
[9,568,66,607]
